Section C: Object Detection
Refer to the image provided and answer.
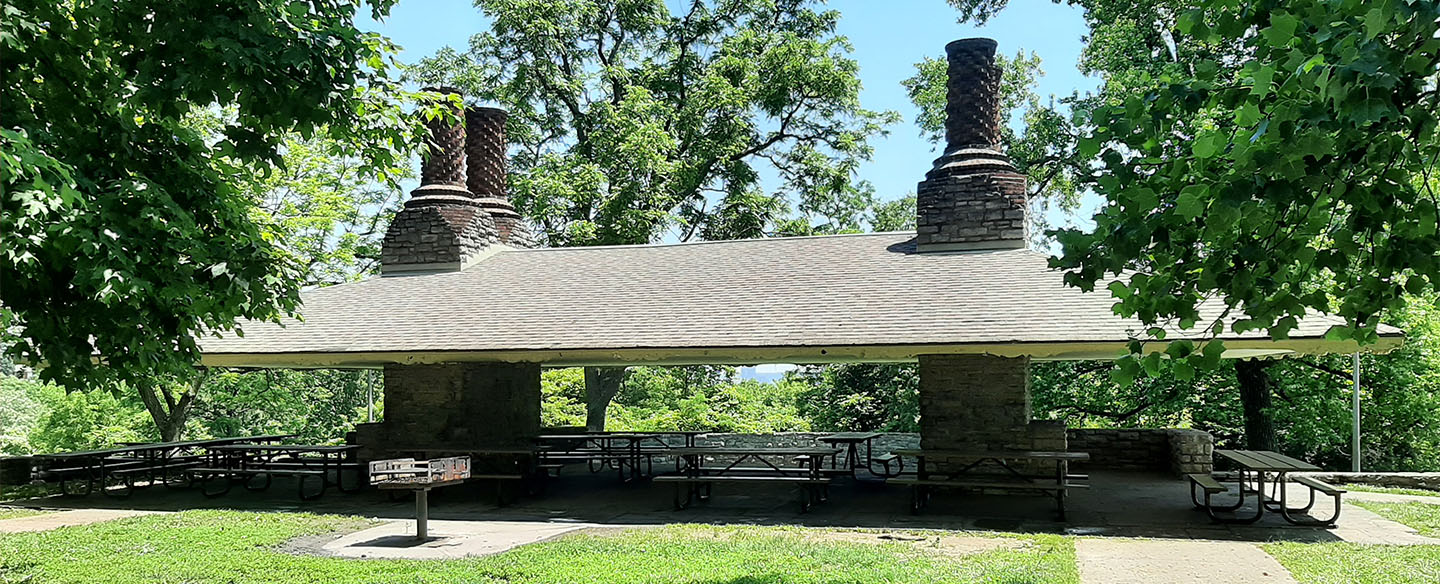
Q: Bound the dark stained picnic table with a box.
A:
[33,434,294,497]
[1201,449,1336,525]
[887,448,1090,518]
[818,432,885,477]
[197,443,362,499]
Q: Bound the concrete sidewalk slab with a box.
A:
[0,509,162,533]
[1076,539,1297,584]
[319,519,595,559]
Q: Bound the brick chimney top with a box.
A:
[409,87,476,206]
[464,105,535,247]
[914,38,1027,252]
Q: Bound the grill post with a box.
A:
[415,488,429,539]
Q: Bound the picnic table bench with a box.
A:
[655,447,840,512]
[33,434,293,497]
[536,433,673,482]
[886,449,1090,519]
[1188,449,1343,527]
[191,444,361,500]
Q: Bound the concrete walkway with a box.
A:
[1076,539,1297,584]
[315,519,596,560]
[0,509,162,533]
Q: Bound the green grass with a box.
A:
[1342,484,1440,498]
[1265,502,1440,583]
[0,510,1080,583]
[0,507,44,521]
[1353,500,1440,537]
[1264,543,1440,584]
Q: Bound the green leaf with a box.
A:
[1250,65,1275,99]
[1108,280,1131,299]
[1193,132,1224,159]
[1175,185,1208,219]
[1262,12,1299,47]
[1363,8,1386,41]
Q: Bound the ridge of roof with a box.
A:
[500,230,922,253]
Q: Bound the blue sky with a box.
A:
[359,0,1101,215]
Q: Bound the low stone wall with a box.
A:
[690,429,1210,476]
[1294,472,1440,492]
[1065,429,1169,470]
[1064,428,1212,476]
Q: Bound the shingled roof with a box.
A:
[198,232,1402,368]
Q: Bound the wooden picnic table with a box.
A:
[656,447,842,512]
[33,434,294,497]
[818,432,890,477]
[537,433,683,481]
[195,443,362,500]
[887,449,1090,519]
[1195,449,1339,526]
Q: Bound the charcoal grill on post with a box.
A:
[368,456,470,539]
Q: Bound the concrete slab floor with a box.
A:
[313,519,596,560]
[10,470,1437,546]
[1075,539,1298,584]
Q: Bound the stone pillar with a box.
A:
[918,354,1064,458]
[371,362,541,454]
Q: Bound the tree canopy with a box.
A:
[0,0,432,393]
[945,0,1439,380]
[409,0,899,246]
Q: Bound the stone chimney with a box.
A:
[464,106,535,247]
[915,38,1027,252]
[381,88,500,273]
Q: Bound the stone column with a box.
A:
[918,354,1065,458]
[373,362,541,453]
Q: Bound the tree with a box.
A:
[411,0,897,428]
[1,0,436,404]
[794,363,919,432]
[944,0,1440,451]
[243,134,411,287]
[1040,0,1440,361]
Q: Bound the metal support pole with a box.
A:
[1352,353,1362,473]
[415,488,429,539]
[366,371,376,423]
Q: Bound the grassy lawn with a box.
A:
[1353,500,1440,537]
[1342,484,1440,498]
[1265,502,1440,583]
[0,510,1080,583]
[1264,543,1440,584]
[0,507,44,521]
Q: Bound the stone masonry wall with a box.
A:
[1064,428,1213,475]
[365,362,541,456]
[379,202,499,269]
[918,354,1066,474]
[916,171,1027,250]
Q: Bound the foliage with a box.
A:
[793,364,919,432]
[540,368,588,428]
[410,0,899,246]
[0,0,437,394]
[27,384,155,454]
[1264,541,1440,584]
[1039,0,1440,374]
[0,510,1081,584]
[190,370,379,444]
[609,366,810,432]
[240,134,411,286]
[0,376,47,455]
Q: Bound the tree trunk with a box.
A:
[1234,360,1277,451]
[137,369,208,442]
[583,366,627,431]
